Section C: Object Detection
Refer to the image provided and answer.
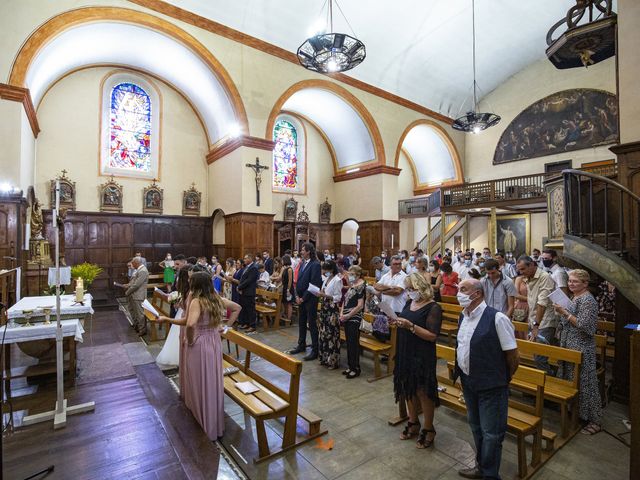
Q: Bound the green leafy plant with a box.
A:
[42,285,66,296]
[70,262,103,289]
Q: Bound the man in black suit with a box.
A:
[263,251,274,275]
[237,253,259,333]
[289,242,322,360]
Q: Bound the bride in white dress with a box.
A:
[156,265,192,367]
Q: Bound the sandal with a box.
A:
[581,423,601,435]
[416,428,436,449]
[400,420,421,440]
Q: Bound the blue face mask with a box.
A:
[465,259,472,267]
[409,256,415,262]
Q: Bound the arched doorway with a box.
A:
[341,219,360,254]
[212,209,226,258]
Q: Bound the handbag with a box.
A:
[359,317,373,334]
[512,308,527,322]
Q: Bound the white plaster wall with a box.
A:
[35,67,208,214]
[465,57,616,182]
[618,0,640,143]
[20,109,35,191]
[468,217,489,252]
[272,118,335,223]
[0,101,23,188]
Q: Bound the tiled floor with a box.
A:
[192,326,630,480]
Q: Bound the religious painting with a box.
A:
[284,197,298,222]
[319,197,332,224]
[99,176,123,213]
[453,235,462,253]
[182,183,201,216]
[546,182,566,243]
[100,73,160,180]
[493,89,618,164]
[494,214,530,259]
[296,205,310,224]
[272,117,306,195]
[143,180,163,215]
[50,170,76,211]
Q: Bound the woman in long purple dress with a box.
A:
[157,271,240,439]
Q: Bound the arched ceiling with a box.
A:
[400,122,461,188]
[281,88,376,170]
[23,21,243,144]
[163,0,613,116]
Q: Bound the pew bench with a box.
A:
[436,345,547,479]
[512,339,582,438]
[339,312,397,382]
[255,288,282,331]
[143,290,172,342]
[441,294,459,305]
[221,329,326,462]
[438,302,463,346]
[597,320,615,361]
[146,273,166,291]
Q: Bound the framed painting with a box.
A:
[143,180,163,215]
[182,184,201,216]
[50,170,76,210]
[494,214,530,259]
[284,197,298,222]
[99,175,123,213]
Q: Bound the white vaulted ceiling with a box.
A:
[165,0,611,117]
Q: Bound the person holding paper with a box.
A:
[125,256,148,336]
[289,243,322,360]
[317,260,344,370]
[339,266,366,378]
[553,269,602,435]
[393,273,442,449]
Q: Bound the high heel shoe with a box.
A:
[400,420,421,440]
[416,428,436,449]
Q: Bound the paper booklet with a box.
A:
[379,300,399,321]
[235,381,260,394]
[307,283,320,296]
[154,287,167,296]
[548,288,572,310]
[142,299,160,317]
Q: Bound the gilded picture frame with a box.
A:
[182,184,201,216]
[50,170,76,211]
[143,180,163,215]
[493,213,530,259]
[99,176,123,213]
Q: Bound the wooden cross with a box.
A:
[245,157,269,206]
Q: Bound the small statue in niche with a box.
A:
[319,197,331,224]
[31,199,44,240]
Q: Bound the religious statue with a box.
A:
[500,225,517,254]
[31,199,44,240]
[246,157,268,206]
[319,197,331,224]
[57,208,68,266]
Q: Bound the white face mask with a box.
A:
[427,266,435,273]
[348,275,356,283]
[457,291,475,307]
[323,272,331,278]
[408,291,421,302]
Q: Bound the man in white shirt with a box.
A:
[454,279,519,480]
[541,249,569,295]
[457,252,474,280]
[370,256,390,282]
[374,255,407,313]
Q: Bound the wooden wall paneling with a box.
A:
[0,196,26,270]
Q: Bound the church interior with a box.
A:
[0,0,638,478]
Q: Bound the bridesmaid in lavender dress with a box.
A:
[182,271,240,440]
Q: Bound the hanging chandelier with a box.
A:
[452,0,500,134]
[297,0,366,74]
[546,0,616,69]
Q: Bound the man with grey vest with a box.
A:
[455,279,519,480]
[125,256,149,336]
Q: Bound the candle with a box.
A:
[75,277,84,302]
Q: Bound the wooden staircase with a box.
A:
[415,214,465,255]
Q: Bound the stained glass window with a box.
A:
[109,83,152,172]
[273,119,299,190]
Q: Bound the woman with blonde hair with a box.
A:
[156,271,240,440]
[393,272,442,449]
[553,269,602,435]
[340,265,366,379]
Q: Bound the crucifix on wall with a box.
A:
[246,157,269,206]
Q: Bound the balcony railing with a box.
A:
[398,192,441,218]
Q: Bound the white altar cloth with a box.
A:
[2,319,84,343]
[7,294,94,320]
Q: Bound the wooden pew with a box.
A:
[441,294,459,305]
[221,329,327,462]
[595,333,608,404]
[255,288,282,331]
[438,302,463,346]
[146,273,166,291]
[435,345,546,479]
[339,312,397,382]
[596,320,615,361]
[143,290,172,342]
[363,276,377,285]
[512,339,582,438]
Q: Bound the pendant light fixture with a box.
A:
[297,0,366,74]
[453,0,501,134]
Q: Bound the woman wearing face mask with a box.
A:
[317,260,344,369]
[429,260,442,302]
[339,266,366,378]
[393,273,442,449]
[159,253,175,292]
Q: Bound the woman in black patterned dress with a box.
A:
[317,260,344,369]
[393,272,442,449]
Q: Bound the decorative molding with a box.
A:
[610,141,640,155]
[0,83,40,137]
[206,135,275,164]
[127,0,453,125]
[333,165,402,183]
[7,6,249,138]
